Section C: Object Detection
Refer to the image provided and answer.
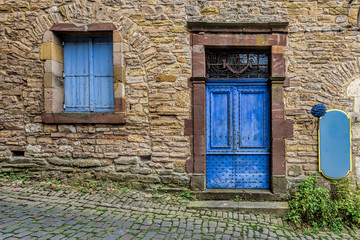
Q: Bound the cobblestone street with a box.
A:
[0,183,358,240]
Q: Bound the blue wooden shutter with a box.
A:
[92,37,114,112]
[64,37,91,112]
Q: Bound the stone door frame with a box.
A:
[185,22,293,196]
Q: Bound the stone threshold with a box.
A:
[193,189,284,201]
[187,201,289,217]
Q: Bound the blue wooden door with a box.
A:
[206,79,270,189]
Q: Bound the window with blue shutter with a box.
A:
[63,37,114,112]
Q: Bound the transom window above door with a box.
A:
[206,50,269,79]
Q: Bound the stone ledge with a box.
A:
[187,22,289,33]
[50,23,116,32]
[193,189,284,201]
[42,112,126,124]
[187,201,289,217]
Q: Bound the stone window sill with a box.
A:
[42,113,125,124]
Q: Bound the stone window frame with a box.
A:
[186,22,293,197]
[358,6,360,28]
[41,23,125,124]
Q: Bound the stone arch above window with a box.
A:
[41,23,126,124]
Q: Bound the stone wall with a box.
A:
[0,0,359,191]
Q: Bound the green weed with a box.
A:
[180,189,195,200]
[285,177,360,233]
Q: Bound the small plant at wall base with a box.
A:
[285,176,360,233]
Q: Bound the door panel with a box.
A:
[206,82,270,189]
[239,90,267,148]
[235,155,270,189]
[207,87,234,153]
[207,154,235,188]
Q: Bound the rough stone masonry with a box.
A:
[0,0,360,194]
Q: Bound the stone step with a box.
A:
[193,189,284,201]
[187,201,289,217]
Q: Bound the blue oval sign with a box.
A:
[319,110,351,179]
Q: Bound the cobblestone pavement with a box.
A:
[0,182,359,240]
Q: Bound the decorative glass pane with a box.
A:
[206,50,269,79]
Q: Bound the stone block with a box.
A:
[40,43,63,63]
[139,47,157,61]
[139,175,160,183]
[38,137,53,144]
[50,23,85,32]
[152,20,173,26]
[87,23,116,31]
[113,42,121,52]
[271,84,284,105]
[192,47,205,77]
[174,160,186,168]
[26,145,41,153]
[47,158,111,167]
[25,123,43,133]
[169,27,186,33]
[114,156,139,165]
[175,91,189,107]
[27,78,42,88]
[272,46,284,54]
[43,73,53,88]
[44,88,53,113]
[114,97,125,112]
[0,130,11,137]
[288,8,309,15]
[184,119,193,136]
[191,174,205,190]
[108,172,125,181]
[113,66,126,83]
[185,6,199,16]
[51,87,64,113]
[44,60,63,75]
[3,122,23,130]
[287,165,302,177]
[131,167,153,175]
[43,31,61,45]
[271,53,285,77]
[113,52,124,66]
[44,125,57,133]
[193,155,205,173]
[200,7,219,15]
[113,31,122,43]
[152,38,175,43]
[177,56,186,63]
[272,138,285,156]
[272,175,287,196]
[114,83,125,98]
[156,74,177,82]
[58,125,76,133]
